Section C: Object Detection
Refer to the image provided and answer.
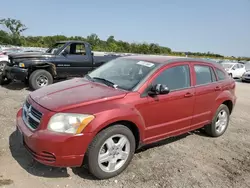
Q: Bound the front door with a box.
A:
[137,63,195,143]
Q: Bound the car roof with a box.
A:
[122,55,220,66]
[56,40,91,45]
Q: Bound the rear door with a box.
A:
[191,63,220,128]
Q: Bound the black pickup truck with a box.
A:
[1,41,120,90]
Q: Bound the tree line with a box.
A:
[0,18,249,61]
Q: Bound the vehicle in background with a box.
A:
[16,56,236,179]
[0,48,25,75]
[1,41,121,90]
[0,51,9,74]
[221,62,246,78]
[241,62,250,83]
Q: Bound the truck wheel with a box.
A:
[205,104,230,137]
[86,125,136,179]
[29,69,53,90]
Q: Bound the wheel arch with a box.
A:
[213,91,235,117]
[96,120,141,149]
[28,62,57,77]
[222,100,233,114]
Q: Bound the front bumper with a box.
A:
[3,65,28,81]
[16,107,94,167]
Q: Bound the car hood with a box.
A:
[9,52,54,59]
[29,78,127,112]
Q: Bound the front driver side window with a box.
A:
[65,43,86,55]
[152,65,190,91]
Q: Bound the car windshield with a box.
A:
[221,63,234,69]
[86,58,159,91]
[46,43,65,54]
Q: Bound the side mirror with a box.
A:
[148,84,170,96]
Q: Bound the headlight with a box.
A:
[48,113,95,134]
[19,63,25,68]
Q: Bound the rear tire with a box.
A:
[205,104,230,137]
[86,125,136,179]
[29,69,53,90]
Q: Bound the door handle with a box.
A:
[184,92,193,98]
[214,86,221,91]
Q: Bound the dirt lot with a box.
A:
[0,81,250,188]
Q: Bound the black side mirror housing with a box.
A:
[148,84,170,96]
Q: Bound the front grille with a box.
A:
[22,100,43,130]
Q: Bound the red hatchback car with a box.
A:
[16,56,237,179]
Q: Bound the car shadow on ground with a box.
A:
[1,81,30,91]
[1,78,70,91]
[9,130,70,178]
[9,128,209,180]
[136,129,209,153]
[9,130,97,180]
[71,167,98,180]
[136,133,190,153]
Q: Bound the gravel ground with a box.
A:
[0,81,250,188]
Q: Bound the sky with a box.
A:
[1,0,250,57]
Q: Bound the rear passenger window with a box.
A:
[194,65,215,85]
[215,68,226,81]
[153,65,190,91]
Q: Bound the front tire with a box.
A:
[29,69,53,90]
[205,104,230,137]
[86,125,136,179]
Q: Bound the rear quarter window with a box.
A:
[194,65,216,85]
[215,68,227,81]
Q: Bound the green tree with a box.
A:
[0,30,12,44]
[0,18,27,46]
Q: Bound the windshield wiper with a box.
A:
[92,77,117,88]
[84,74,92,81]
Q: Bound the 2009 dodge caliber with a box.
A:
[16,55,237,179]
